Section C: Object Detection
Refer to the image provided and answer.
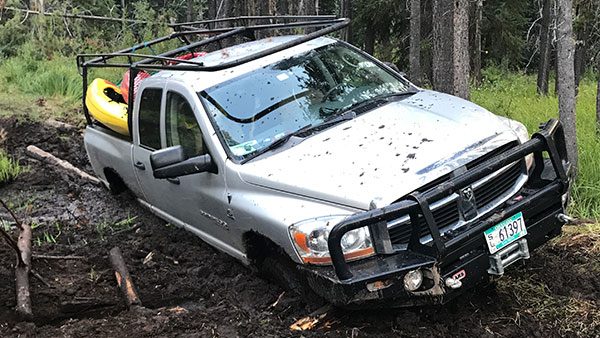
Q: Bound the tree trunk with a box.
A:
[186,0,194,22]
[208,0,217,20]
[453,0,470,100]
[596,56,600,135]
[556,0,578,172]
[432,0,454,94]
[409,0,421,86]
[471,0,483,87]
[364,19,375,55]
[340,0,353,43]
[537,0,551,95]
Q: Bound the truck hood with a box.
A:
[236,90,520,210]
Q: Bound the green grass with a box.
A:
[0,151,27,183]
[472,70,600,218]
[95,214,138,240]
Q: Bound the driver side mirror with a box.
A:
[150,145,214,179]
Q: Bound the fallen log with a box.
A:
[25,145,101,185]
[108,247,142,308]
[44,119,77,131]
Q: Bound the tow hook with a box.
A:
[444,277,462,289]
[557,213,575,224]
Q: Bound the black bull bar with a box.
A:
[327,119,570,281]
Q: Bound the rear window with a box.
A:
[138,88,163,150]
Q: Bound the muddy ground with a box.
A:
[0,116,598,337]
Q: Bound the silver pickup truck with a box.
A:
[78,18,572,307]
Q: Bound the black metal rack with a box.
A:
[327,119,570,281]
[76,16,349,134]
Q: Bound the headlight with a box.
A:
[289,215,374,265]
[498,117,533,170]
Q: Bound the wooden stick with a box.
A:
[0,227,24,266]
[25,145,101,185]
[0,199,26,267]
[108,247,142,308]
[30,269,51,288]
[33,254,86,260]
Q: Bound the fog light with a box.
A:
[403,269,423,291]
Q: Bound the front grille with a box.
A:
[388,143,525,246]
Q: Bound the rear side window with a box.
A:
[165,91,206,159]
[138,88,162,150]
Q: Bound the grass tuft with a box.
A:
[0,151,28,184]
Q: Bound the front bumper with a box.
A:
[301,119,572,307]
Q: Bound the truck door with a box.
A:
[133,82,232,250]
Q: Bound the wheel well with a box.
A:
[103,168,127,194]
[243,231,288,265]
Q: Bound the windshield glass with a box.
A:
[199,42,412,159]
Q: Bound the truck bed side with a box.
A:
[83,125,143,198]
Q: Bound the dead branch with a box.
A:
[25,145,101,185]
[0,227,25,266]
[33,254,86,260]
[0,199,25,267]
[15,221,32,320]
[567,218,599,225]
[30,269,51,288]
[0,199,33,319]
[1,199,52,290]
[108,247,142,308]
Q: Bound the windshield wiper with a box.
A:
[300,111,357,135]
[335,89,420,116]
[240,124,313,163]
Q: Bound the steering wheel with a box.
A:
[321,83,345,103]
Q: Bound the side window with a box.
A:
[165,91,207,158]
[138,88,162,150]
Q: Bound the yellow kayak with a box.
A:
[86,78,129,136]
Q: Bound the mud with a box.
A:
[0,116,598,337]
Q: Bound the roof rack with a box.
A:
[76,16,349,131]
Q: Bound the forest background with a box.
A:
[0,0,599,219]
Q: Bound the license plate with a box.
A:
[484,212,527,254]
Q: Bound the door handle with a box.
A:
[167,177,180,185]
[134,161,146,170]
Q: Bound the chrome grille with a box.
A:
[388,144,526,246]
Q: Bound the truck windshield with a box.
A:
[199,42,412,160]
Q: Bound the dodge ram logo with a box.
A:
[462,186,474,201]
[458,186,478,221]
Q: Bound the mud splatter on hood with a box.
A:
[236,90,520,210]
